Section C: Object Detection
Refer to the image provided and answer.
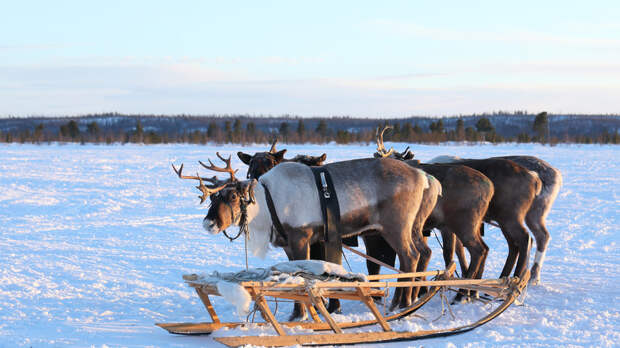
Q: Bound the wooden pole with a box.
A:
[307,288,343,334]
[195,288,220,323]
[343,245,402,274]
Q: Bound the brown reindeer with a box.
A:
[434,155,562,284]
[423,156,541,279]
[237,139,326,179]
[173,153,431,316]
[368,129,495,301]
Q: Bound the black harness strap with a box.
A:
[260,182,287,243]
[310,167,358,249]
[311,167,342,264]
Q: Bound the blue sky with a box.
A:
[1,1,619,117]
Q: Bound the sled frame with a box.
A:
[157,263,530,347]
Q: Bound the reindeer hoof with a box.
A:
[327,303,341,314]
[288,311,308,322]
[451,293,472,305]
[288,305,308,322]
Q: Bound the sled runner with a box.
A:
[156,261,529,347]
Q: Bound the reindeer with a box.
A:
[237,139,326,179]
[237,141,342,313]
[173,153,432,318]
[407,156,540,279]
[433,154,562,284]
[368,129,541,280]
[368,128,495,301]
[238,138,442,303]
[372,127,543,281]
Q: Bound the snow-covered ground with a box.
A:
[0,142,618,347]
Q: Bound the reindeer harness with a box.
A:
[260,167,357,261]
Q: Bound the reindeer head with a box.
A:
[172,152,257,235]
[373,126,415,161]
[238,139,287,179]
[238,139,327,179]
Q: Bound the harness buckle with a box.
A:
[320,172,331,198]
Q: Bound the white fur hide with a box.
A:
[216,280,251,318]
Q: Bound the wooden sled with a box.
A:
[157,263,530,347]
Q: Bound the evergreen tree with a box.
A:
[279,122,290,142]
[60,120,80,140]
[246,122,256,140]
[475,117,494,133]
[224,121,232,142]
[429,120,444,133]
[456,118,465,141]
[87,121,100,137]
[233,119,242,142]
[134,119,144,143]
[33,124,44,143]
[316,120,328,137]
[207,121,217,138]
[402,123,413,141]
[533,112,549,143]
[297,119,305,141]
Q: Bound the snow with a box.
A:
[0,142,618,347]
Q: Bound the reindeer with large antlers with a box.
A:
[173,152,433,316]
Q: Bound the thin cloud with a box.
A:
[0,43,69,51]
[371,19,620,48]
[1,61,619,116]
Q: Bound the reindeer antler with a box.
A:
[375,126,395,158]
[199,152,239,182]
[172,163,228,203]
[269,138,278,153]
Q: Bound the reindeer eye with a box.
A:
[230,192,238,200]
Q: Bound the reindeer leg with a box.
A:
[474,235,490,280]
[387,241,418,310]
[322,241,343,314]
[287,229,312,321]
[411,229,431,301]
[455,237,469,277]
[498,220,529,278]
[457,231,489,301]
[439,228,468,303]
[514,230,532,279]
[308,241,341,314]
[525,206,550,285]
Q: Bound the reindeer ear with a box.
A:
[237,152,253,165]
[273,149,287,162]
[402,151,414,160]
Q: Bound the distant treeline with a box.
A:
[0,111,618,145]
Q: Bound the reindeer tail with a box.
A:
[529,170,543,196]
